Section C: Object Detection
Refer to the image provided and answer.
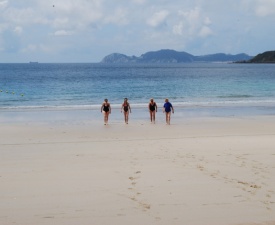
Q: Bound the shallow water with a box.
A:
[1,63,275,111]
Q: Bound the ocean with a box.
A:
[1,63,275,119]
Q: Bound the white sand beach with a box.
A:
[0,110,275,225]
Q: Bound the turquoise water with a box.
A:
[1,63,275,110]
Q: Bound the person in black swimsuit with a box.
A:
[121,98,131,124]
[101,99,111,125]
[148,98,157,123]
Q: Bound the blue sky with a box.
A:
[0,0,275,63]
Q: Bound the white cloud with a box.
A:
[199,26,213,38]
[0,0,275,62]
[173,22,184,35]
[175,7,213,40]
[178,7,200,24]
[103,7,129,25]
[132,0,146,4]
[2,6,49,26]
[177,7,202,36]
[54,30,73,36]
[1,0,103,30]
[53,18,70,29]
[255,0,275,16]
[0,0,8,9]
[13,26,23,35]
[204,17,212,25]
[147,10,169,27]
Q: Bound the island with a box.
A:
[100,49,253,64]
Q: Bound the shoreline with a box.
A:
[1,100,275,110]
[1,102,275,126]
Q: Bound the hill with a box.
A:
[100,49,252,63]
[248,51,275,63]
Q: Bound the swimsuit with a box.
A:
[123,103,129,112]
[102,104,110,112]
[149,102,156,111]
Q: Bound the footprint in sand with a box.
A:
[140,202,151,210]
[129,176,139,186]
[127,171,151,211]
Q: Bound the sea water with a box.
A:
[1,63,275,120]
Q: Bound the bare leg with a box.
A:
[124,111,129,124]
[104,112,109,125]
[165,112,171,125]
[152,111,156,123]
[150,111,153,122]
[167,112,171,125]
[103,112,107,125]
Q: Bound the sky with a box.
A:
[0,0,275,63]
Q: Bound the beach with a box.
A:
[0,107,275,225]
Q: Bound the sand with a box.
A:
[0,111,275,225]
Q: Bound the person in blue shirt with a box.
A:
[163,98,174,125]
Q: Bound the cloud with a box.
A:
[54,30,73,36]
[204,17,212,25]
[178,7,200,24]
[13,26,23,35]
[21,44,37,52]
[147,10,169,27]
[53,18,70,29]
[1,1,103,31]
[21,43,52,53]
[0,0,8,9]
[176,7,202,36]
[103,7,129,25]
[0,0,275,62]
[2,6,49,26]
[0,23,8,33]
[255,0,275,16]
[173,22,184,35]
[52,1,103,28]
[132,0,146,4]
[174,7,213,39]
[199,26,213,38]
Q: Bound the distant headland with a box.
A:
[100,49,253,64]
[236,51,275,63]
